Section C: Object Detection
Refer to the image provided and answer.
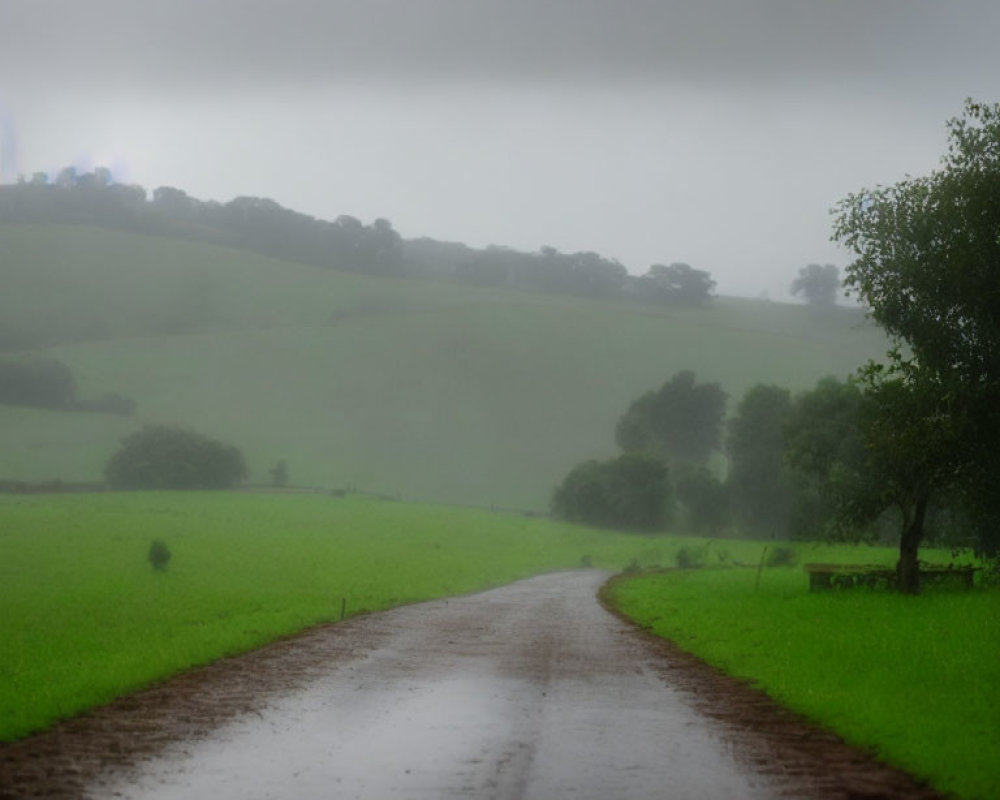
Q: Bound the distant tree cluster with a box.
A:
[790,263,841,305]
[628,263,716,307]
[0,357,135,415]
[0,169,717,307]
[551,453,670,531]
[105,425,246,490]
[454,248,716,305]
[0,171,405,278]
[0,358,77,409]
[615,370,727,464]
[552,370,726,532]
[552,102,999,594]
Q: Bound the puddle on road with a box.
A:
[94,671,516,800]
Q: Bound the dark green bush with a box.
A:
[551,453,671,532]
[105,425,247,490]
[675,546,705,569]
[0,358,76,409]
[148,539,171,571]
[766,546,798,567]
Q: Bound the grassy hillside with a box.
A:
[0,224,890,508]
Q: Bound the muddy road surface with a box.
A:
[2,571,940,799]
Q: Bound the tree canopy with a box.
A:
[551,453,671,532]
[105,425,247,490]
[829,100,1000,589]
[790,263,840,305]
[725,384,796,537]
[615,370,727,465]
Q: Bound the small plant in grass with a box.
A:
[766,546,798,567]
[675,546,704,569]
[148,539,171,571]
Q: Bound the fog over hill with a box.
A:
[2,1,998,298]
[0,221,889,509]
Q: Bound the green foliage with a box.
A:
[833,100,1000,569]
[551,453,671,532]
[673,464,730,535]
[268,459,289,488]
[0,357,76,409]
[616,370,728,465]
[834,100,999,385]
[608,569,999,800]
[147,539,171,571]
[765,545,797,567]
[675,545,706,569]
[632,262,716,306]
[784,376,867,537]
[104,426,247,490]
[790,263,840,306]
[725,383,797,537]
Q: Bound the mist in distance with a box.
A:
[2,0,998,298]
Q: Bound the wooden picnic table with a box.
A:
[803,562,978,591]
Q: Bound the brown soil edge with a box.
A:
[0,572,949,800]
[598,572,948,800]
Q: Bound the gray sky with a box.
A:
[2,1,998,298]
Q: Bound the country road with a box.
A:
[1,571,941,800]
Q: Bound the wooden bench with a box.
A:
[804,563,978,591]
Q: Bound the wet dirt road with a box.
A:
[2,571,941,799]
[94,571,778,800]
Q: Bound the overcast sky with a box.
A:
[2,1,998,299]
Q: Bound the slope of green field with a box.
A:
[0,224,891,508]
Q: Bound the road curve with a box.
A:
[90,571,781,800]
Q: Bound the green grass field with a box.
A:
[606,568,1000,800]
[0,223,890,509]
[1,490,918,743]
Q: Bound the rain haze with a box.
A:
[3,5,999,797]
[2,0,998,299]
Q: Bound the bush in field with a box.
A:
[766,546,798,567]
[675,546,701,569]
[551,453,671,532]
[0,358,76,409]
[105,425,247,490]
[148,539,171,571]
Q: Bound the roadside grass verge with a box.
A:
[605,567,1000,800]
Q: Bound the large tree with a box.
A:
[831,100,1000,590]
[790,263,840,306]
[551,453,671,532]
[725,384,797,537]
[105,425,247,490]
[634,262,716,306]
[616,370,727,465]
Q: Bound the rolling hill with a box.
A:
[0,223,890,509]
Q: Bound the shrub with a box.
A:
[675,546,705,569]
[105,425,247,490]
[76,391,137,416]
[551,453,671,532]
[148,539,171,571]
[766,546,798,567]
[0,358,76,409]
[268,459,289,487]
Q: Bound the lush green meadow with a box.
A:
[1,223,890,509]
[607,568,1000,800]
[0,490,778,742]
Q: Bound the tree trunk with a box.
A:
[897,494,929,595]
